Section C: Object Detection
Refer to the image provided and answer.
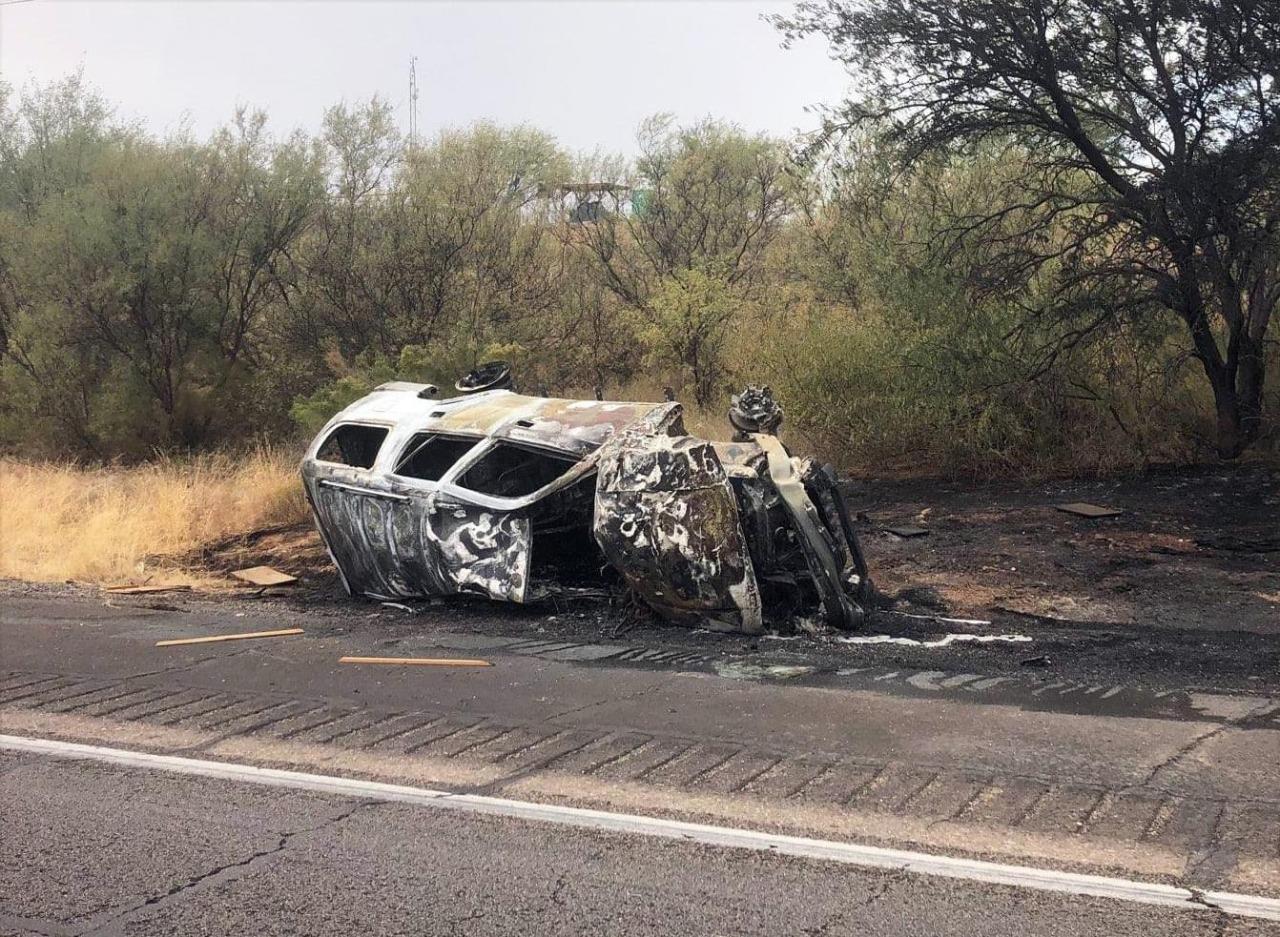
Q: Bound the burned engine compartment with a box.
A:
[300,368,870,633]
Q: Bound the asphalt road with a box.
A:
[2,588,1279,935]
[4,748,1274,937]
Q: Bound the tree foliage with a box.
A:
[1,80,323,455]
[564,116,796,403]
[0,68,1274,474]
[774,0,1280,457]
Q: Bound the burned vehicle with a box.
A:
[301,365,871,633]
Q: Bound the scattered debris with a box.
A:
[155,627,303,647]
[714,662,815,680]
[839,633,1032,648]
[338,656,492,667]
[301,370,871,634]
[1020,654,1052,667]
[993,600,1129,626]
[887,612,993,626]
[891,586,950,611]
[104,583,192,595]
[884,525,929,538]
[230,566,297,587]
[1091,531,1199,555]
[190,523,299,561]
[1055,502,1123,518]
[1194,534,1280,553]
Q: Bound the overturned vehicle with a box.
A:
[301,365,871,634]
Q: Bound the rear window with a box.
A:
[315,424,388,469]
[393,433,479,481]
[458,442,578,498]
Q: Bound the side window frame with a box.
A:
[452,439,581,499]
[312,422,393,471]
[390,432,486,484]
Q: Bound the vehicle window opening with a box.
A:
[315,424,388,469]
[528,476,609,590]
[458,442,578,498]
[394,433,479,481]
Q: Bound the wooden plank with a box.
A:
[230,566,298,587]
[884,525,929,538]
[339,656,493,668]
[104,584,192,595]
[155,628,304,647]
[1055,502,1124,518]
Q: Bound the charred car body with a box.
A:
[301,366,870,633]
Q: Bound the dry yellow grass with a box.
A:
[0,449,309,586]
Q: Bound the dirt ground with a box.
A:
[181,463,1280,637]
[852,464,1280,634]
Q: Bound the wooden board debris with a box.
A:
[230,566,297,587]
[884,525,930,538]
[1055,502,1124,518]
[104,584,193,595]
[339,656,493,668]
[155,628,304,647]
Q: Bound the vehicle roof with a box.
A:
[333,385,680,456]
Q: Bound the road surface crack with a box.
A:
[859,869,908,908]
[542,673,679,723]
[80,799,380,935]
[442,907,487,935]
[549,872,570,907]
[119,647,253,681]
[803,867,905,933]
[1185,888,1231,936]
[1131,699,1277,792]
[802,909,848,936]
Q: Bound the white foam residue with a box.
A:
[839,633,1033,648]
[890,612,994,626]
[715,662,815,680]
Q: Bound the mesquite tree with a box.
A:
[775,0,1279,457]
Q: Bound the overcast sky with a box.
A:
[0,0,849,155]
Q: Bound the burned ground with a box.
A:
[858,464,1279,635]
[189,464,1279,630]
[88,462,1277,698]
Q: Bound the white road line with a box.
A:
[3,733,1278,922]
